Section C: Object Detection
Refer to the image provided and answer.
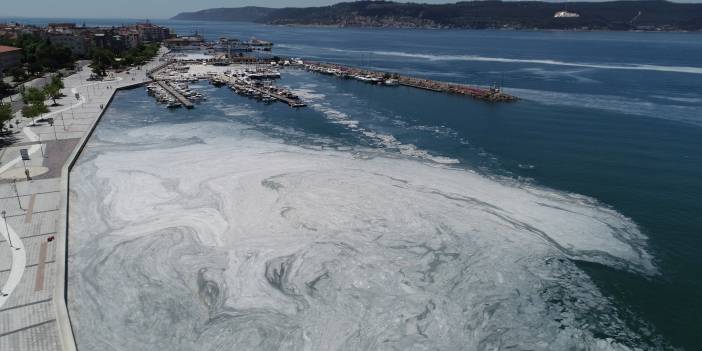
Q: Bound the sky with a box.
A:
[2,0,701,19]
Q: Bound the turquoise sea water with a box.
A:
[13,17,701,349]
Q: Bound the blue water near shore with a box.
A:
[13,17,702,349]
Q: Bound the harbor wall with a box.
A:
[54,81,147,351]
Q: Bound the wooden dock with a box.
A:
[156,81,194,109]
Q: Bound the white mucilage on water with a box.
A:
[69,117,654,350]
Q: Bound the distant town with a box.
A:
[0,21,172,100]
[172,0,702,31]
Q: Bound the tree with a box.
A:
[44,83,61,106]
[0,102,13,131]
[50,75,65,90]
[90,48,114,77]
[28,62,43,76]
[9,66,27,82]
[0,81,14,98]
[44,75,64,105]
[21,103,47,119]
[22,87,46,105]
[21,87,48,120]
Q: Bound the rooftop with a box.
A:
[0,45,21,54]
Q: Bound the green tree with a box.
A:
[44,83,61,106]
[28,62,43,76]
[50,75,65,90]
[9,66,27,82]
[22,87,46,105]
[43,75,64,105]
[11,34,75,72]
[90,48,114,76]
[21,87,48,120]
[0,81,14,98]
[21,103,48,119]
[0,102,13,131]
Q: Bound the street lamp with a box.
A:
[38,134,45,157]
[59,112,65,131]
[12,180,23,210]
[2,210,15,250]
[49,119,57,140]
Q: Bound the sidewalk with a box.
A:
[0,51,163,351]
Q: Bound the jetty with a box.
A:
[245,83,306,107]
[155,80,194,109]
[213,75,306,108]
[303,61,518,102]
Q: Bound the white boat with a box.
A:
[167,101,182,109]
[384,79,400,86]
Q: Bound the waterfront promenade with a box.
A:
[0,53,163,351]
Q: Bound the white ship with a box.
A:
[554,10,580,18]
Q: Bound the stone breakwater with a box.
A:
[304,61,518,102]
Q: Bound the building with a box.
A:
[164,35,205,50]
[47,32,90,56]
[1,22,172,62]
[116,28,142,50]
[135,23,171,43]
[554,11,580,18]
[47,23,77,31]
[0,45,22,72]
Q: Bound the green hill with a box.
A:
[171,6,276,22]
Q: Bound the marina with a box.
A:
[145,33,517,113]
[144,56,515,111]
[148,58,306,108]
[145,62,209,109]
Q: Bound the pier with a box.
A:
[214,75,306,108]
[155,81,194,109]
[303,61,518,102]
[249,86,306,107]
[241,83,306,108]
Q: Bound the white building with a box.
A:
[554,11,580,18]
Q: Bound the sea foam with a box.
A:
[68,116,655,350]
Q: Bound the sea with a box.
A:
[8,17,701,350]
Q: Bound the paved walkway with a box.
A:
[0,51,165,351]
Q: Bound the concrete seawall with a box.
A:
[53,81,147,351]
[0,52,164,350]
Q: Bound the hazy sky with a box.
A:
[3,0,701,19]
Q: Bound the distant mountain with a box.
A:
[171,1,702,31]
[171,6,276,22]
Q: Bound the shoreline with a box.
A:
[166,19,702,33]
[0,49,164,351]
[55,62,166,350]
[55,80,148,351]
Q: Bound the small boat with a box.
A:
[167,101,182,109]
[384,79,400,86]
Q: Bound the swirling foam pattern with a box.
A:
[69,118,655,350]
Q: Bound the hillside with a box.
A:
[170,1,702,31]
[171,6,276,22]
